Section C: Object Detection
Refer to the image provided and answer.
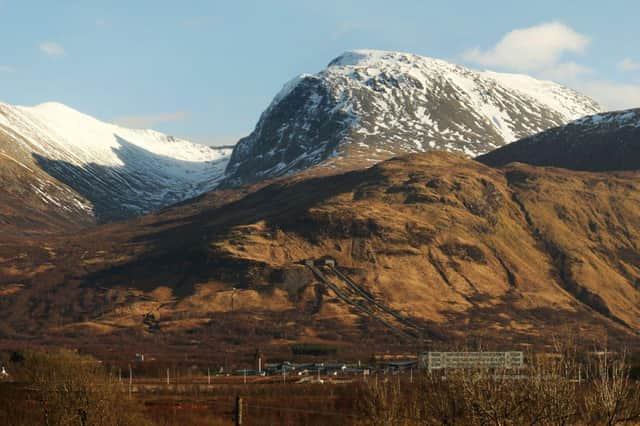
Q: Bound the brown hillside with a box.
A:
[0,133,95,236]
[0,152,639,359]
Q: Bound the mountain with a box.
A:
[477,109,640,171]
[223,50,601,186]
[0,102,232,225]
[2,152,638,358]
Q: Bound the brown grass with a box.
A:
[0,152,639,358]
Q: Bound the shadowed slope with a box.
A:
[478,109,640,171]
[33,137,229,222]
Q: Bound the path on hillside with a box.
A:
[304,260,422,341]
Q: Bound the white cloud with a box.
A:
[39,41,66,57]
[578,81,640,111]
[0,65,14,73]
[463,21,589,72]
[618,58,640,72]
[112,111,188,129]
[463,22,640,111]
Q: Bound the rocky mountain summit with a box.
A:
[223,49,600,186]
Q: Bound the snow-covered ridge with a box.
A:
[269,74,315,111]
[573,109,640,128]
[323,50,599,132]
[272,49,599,127]
[0,101,232,221]
[224,49,601,186]
[1,101,227,167]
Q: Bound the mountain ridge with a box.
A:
[223,49,601,186]
[477,108,640,171]
[0,101,232,225]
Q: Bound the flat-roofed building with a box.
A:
[421,351,523,371]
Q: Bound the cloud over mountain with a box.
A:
[463,22,589,73]
[464,22,640,111]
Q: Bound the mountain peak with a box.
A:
[327,49,415,67]
[223,50,600,187]
[327,49,446,67]
[32,101,79,113]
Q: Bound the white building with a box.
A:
[421,352,524,371]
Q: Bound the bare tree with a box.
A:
[584,351,640,426]
[526,352,578,426]
[10,349,150,426]
[358,346,640,426]
[360,375,414,426]
[459,367,532,426]
[415,369,468,425]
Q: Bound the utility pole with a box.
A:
[235,396,243,425]
[231,287,236,313]
[128,364,133,398]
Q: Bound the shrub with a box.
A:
[1,349,151,426]
[360,349,640,426]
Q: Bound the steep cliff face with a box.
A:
[223,49,600,186]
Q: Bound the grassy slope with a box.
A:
[0,152,638,359]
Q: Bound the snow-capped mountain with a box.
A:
[0,102,231,223]
[223,49,601,186]
[478,109,640,171]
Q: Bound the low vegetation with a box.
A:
[360,350,640,425]
[1,348,639,425]
[0,349,150,426]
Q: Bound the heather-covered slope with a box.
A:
[1,153,638,354]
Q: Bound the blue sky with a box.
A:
[1,0,639,146]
